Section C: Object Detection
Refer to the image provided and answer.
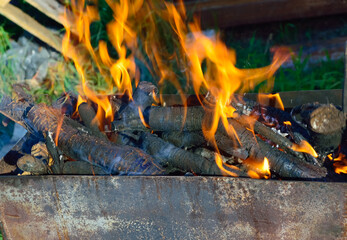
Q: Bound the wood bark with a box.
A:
[139,132,246,177]
[0,96,165,175]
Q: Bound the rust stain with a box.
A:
[52,179,70,240]
[0,176,345,239]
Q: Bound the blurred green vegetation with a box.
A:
[226,31,344,93]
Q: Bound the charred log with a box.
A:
[139,132,246,176]
[161,131,205,148]
[0,96,165,175]
[62,161,107,175]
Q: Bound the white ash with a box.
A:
[77,127,89,134]
[271,127,288,137]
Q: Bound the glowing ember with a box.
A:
[245,157,271,179]
[283,121,291,126]
[291,140,318,158]
[328,153,347,174]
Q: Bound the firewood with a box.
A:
[0,95,165,175]
[0,159,16,174]
[291,103,346,153]
[0,3,63,53]
[62,161,107,175]
[78,102,105,138]
[114,104,326,178]
[139,131,246,176]
[116,81,158,122]
[161,131,205,148]
[17,154,48,175]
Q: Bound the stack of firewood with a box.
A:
[1,81,344,179]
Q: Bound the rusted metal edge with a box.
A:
[0,175,345,239]
[160,89,343,108]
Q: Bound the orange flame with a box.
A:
[246,157,271,179]
[61,0,291,177]
[328,153,347,174]
[138,107,150,128]
[258,93,284,111]
[291,140,318,158]
[283,121,292,126]
[215,154,239,177]
[54,115,64,146]
[62,0,143,128]
[163,1,289,175]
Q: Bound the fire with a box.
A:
[60,0,291,177]
[328,153,347,174]
[246,157,271,179]
[62,0,141,129]
[138,107,150,128]
[163,1,289,174]
[258,93,284,111]
[291,140,318,158]
[283,121,291,126]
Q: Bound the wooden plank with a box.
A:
[0,3,63,54]
[24,0,65,25]
[22,0,77,36]
[0,0,10,7]
[182,0,347,28]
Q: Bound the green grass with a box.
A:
[0,25,16,96]
[226,31,344,93]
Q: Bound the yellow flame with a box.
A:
[283,121,292,126]
[62,0,144,127]
[215,154,239,177]
[258,93,284,111]
[246,157,271,179]
[291,140,318,158]
[163,1,289,175]
[138,107,150,128]
[61,0,291,177]
[328,153,347,174]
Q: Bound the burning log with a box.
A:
[139,131,246,176]
[113,103,326,178]
[78,102,105,138]
[0,95,165,175]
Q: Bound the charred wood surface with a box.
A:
[161,131,205,148]
[114,104,326,178]
[139,132,246,176]
[0,96,165,175]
